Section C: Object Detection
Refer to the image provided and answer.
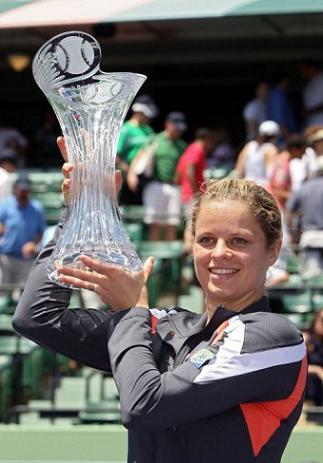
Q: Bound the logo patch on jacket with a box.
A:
[187,348,215,368]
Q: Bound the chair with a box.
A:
[139,240,185,305]
[266,276,317,330]
[124,222,144,247]
[121,205,145,223]
[0,355,13,422]
[78,370,121,424]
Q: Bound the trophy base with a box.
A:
[47,249,143,289]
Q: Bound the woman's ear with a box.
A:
[268,239,282,266]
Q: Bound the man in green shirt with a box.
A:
[143,112,187,240]
[117,95,158,205]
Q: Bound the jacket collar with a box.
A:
[156,296,270,344]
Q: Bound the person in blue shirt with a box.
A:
[0,176,45,285]
[266,74,298,142]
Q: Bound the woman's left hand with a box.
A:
[57,255,155,310]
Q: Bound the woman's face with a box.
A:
[193,199,280,313]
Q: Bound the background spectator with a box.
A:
[235,120,279,187]
[0,118,28,168]
[207,127,235,172]
[266,73,298,141]
[176,127,216,207]
[243,80,269,140]
[176,128,217,252]
[286,155,323,278]
[143,111,187,240]
[0,176,45,286]
[299,59,323,127]
[269,134,306,209]
[117,95,158,205]
[303,124,323,177]
[0,149,17,202]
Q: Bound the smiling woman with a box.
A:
[12,173,307,463]
[190,179,282,316]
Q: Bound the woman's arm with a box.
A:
[235,143,249,178]
[109,308,307,431]
[12,213,129,372]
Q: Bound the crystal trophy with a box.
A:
[32,31,145,285]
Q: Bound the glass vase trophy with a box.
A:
[32,31,145,285]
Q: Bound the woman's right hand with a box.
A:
[58,255,155,310]
[57,136,123,204]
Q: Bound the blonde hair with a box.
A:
[190,178,282,248]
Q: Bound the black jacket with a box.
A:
[13,230,307,463]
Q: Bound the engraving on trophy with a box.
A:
[33,31,146,286]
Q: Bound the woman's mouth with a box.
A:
[209,267,239,279]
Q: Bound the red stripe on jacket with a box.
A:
[240,355,307,457]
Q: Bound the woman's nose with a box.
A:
[211,239,231,258]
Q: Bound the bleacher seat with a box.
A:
[0,355,13,422]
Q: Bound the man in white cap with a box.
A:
[235,120,279,187]
[117,95,158,205]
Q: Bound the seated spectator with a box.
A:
[303,309,323,405]
[207,128,235,172]
[0,119,28,168]
[0,176,45,286]
[0,149,17,202]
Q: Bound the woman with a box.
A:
[235,120,279,187]
[13,165,307,462]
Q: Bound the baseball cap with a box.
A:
[14,176,32,191]
[131,95,158,118]
[166,112,187,131]
[258,120,280,137]
[307,128,323,145]
[0,148,17,164]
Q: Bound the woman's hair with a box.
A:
[189,178,282,248]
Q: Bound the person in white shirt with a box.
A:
[235,120,279,187]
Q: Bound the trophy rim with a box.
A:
[32,30,147,92]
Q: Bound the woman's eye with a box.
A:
[232,237,247,246]
[198,236,213,245]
